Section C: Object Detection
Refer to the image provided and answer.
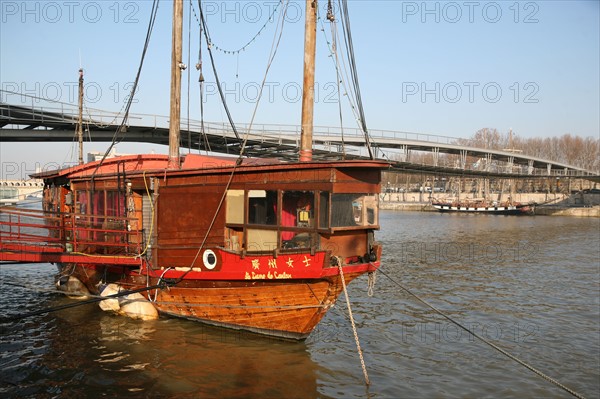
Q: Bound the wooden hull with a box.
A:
[149,276,357,339]
[2,155,388,339]
[57,262,371,339]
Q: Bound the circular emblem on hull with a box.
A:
[202,249,218,270]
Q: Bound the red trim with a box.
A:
[32,153,390,180]
[139,248,379,281]
[0,243,140,265]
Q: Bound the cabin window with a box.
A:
[226,190,244,224]
[248,190,277,225]
[77,191,89,214]
[92,191,105,216]
[76,190,125,217]
[246,229,278,252]
[319,191,329,228]
[281,191,314,229]
[106,191,125,217]
[282,232,314,249]
[331,194,378,228]
[280,191,314,248]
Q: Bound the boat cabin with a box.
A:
[34,154,386,271]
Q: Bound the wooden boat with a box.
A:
[431,198,534,215]
[0,1,385,339]
[24,154,385,338]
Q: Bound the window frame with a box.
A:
[224,188,379,254]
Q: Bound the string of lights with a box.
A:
[189,0,282,55]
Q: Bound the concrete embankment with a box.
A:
[379,201,431,212]
[533,206,600,217]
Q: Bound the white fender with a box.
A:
[56,276,91,299]
[118,293,158,321]
[99,283,121,313]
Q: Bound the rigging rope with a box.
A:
[194,1,211,154]
[378,268,587,399]
[196,2,242,144]
[173,0,290,284]
[0,282,167,323]
[321,1,347,159]
[338,265,371,386]
[239,0,290,150]
[338,0,374,159]
[90,0,160,179]
[319,13,356,138]
[207,0,284,55]
[318,0,378,160]
[186,0,192,153]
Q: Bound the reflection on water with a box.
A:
[0,266,320,398]
[1,210,599,398]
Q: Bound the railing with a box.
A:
[0,89,470,145]
[0,207,142,257]
[1,90,598,177]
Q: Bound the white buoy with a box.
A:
[99,283,158,320]
[99,283,121,312]
[56,276,91,299]
[118,292,159,321]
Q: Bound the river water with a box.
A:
[1,210,598,398]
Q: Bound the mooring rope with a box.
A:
[378,268,586,399]
[338,265,370,386]
[0,282,167,323]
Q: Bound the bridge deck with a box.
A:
[1,92,598,180]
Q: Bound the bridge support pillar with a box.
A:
[485,153,492,171]
[528,160,534,175]
[459,150,467,170]
[432,147,439,167]
[507,156,514,173]
[400,145,410,162]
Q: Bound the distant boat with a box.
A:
[0,0,384,339]
[431,198,534,215]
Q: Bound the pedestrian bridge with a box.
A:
[0,179,43,204]
[1,91,598,181]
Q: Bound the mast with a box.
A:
[168,0,184,169]
[77,68,84,165]
[300,0,317,162]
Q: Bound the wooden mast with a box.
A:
[77,68,84,165]
[300,0,317,162]
[168,0,184,169]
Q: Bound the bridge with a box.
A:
[0,179,43,204]
[1,91,598,181]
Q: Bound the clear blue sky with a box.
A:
[1,0,599,177]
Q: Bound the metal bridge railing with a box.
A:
[1,90,598,178]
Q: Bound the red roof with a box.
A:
[31,153,388,180]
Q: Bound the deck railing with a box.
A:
[0,207,142,257]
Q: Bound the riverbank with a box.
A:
[380,192,600,217]
[533,205,600,217]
